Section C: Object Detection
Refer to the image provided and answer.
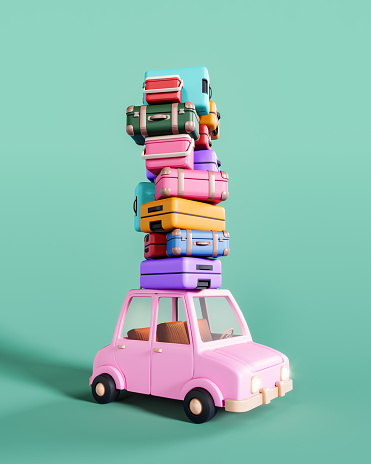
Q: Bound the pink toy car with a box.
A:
[90,289,293,423]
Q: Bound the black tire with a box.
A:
[92,374,119,404]
[183,388,217,424]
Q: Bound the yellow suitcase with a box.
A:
[140,197,225,233]
[199,100,220,140]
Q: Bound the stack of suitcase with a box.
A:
[126,66,229,290]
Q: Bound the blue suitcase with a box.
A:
[140,257,221,290]
[167,229,230,258]
[144,67,211,116]
[134,182,155,232]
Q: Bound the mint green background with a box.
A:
[1,0,370,462]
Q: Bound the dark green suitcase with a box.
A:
[126,102,199,146]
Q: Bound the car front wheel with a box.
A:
[184,388,217,424]
[92,374,119,404]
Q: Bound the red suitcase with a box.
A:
[144,233,167,259]
[195,124,212,150]
[143,75,183,105]
[155,167,229,204]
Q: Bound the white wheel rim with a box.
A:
[95,382,105,397]
[189,398,203,416]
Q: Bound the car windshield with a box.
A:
[192,296,244,342]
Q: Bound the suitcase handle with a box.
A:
[194,241,211,246]
[133,197,137,214]
[148,114,170,121]
[141,139,194,159]
[212,126,219,137]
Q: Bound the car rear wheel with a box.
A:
[184,388,217,424]
[92,374,119,404]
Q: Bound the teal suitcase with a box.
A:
[144,67,211,116]
[126,102,199,146]
[134,182,155,232]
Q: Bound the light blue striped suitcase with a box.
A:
[144,67,211,116]
[167,229,230,257]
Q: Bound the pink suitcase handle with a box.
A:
[141,139,194,160]
[194,241,212,246]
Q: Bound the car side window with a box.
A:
[156,297,189,345]
[121,297,152,341]
[193,296,243,342]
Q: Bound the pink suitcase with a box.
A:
[154,167,229,204]
[142,134,194,175]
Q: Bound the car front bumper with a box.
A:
[225,379,293,413]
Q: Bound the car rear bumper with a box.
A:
[225,379,293,413]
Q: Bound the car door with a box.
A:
[114,295,154,394]
[150,295,193,400]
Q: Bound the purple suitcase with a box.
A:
[194,149,221,172]
[146,169,156,182]
[140,257,221,290]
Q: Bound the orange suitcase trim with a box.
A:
[199,100,220,140]
[140,198,225,233]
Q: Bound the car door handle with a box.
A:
[117,345,126,349]
[153,348,162,353]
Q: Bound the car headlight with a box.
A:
[280,365,289,381]
[251,376,261,394]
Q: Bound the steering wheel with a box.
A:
[219,328,234,340]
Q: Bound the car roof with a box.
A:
[126,288,232,298]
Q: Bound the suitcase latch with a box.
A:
[178,108,185,114]
[134,111,140,117]
[181,236,186,241]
